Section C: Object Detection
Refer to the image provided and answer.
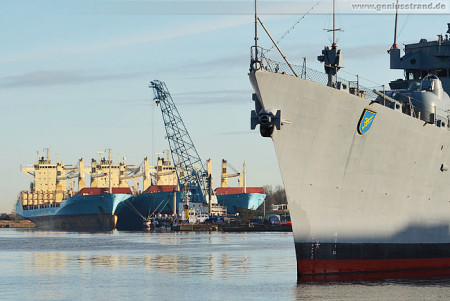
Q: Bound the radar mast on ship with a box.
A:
[317,0,344,87]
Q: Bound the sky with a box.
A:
[1,0,448,213]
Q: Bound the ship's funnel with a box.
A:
[421,75,443,99]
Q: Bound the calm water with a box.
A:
[1,229,450,301]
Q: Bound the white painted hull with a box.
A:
[250,69,450,278]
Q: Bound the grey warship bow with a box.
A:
[250,19,450,280]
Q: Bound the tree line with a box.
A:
[261,185,287,212]
[0,213,21,221]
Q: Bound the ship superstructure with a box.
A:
[90,153,140,191]
[153,151,178,186]
[19,149,83,208]
[249,12,450,280]
[389,23,450,92]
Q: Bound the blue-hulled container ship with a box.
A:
[115,154,232,229]
[115,185,183,230]
[215,187,266,214]
[16,187,132,231]
[215,160,266,214]
[115,153,184,230]
[16,150,133,231]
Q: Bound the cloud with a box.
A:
[179,55,248,72]
[0,14,252,65]
[173,89,250,97]
[173,88,251,106]
[215,130,254,136]
[89,88,251,107]
[0,70,146,88]
[344,44,389,59]
[79,1,364,16]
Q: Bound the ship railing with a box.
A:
[374,90,450,129]
[253,48,450,130]
[253,48,381,102]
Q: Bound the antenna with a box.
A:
[333,0,336,46]
[392,0,399,49]
[325,0,342,48]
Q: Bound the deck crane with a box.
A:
[149,80,210,203]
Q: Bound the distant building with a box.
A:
[271,204,288,211]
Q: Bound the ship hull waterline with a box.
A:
[250,69,450,280]
[27,214,118,232]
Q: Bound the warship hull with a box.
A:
[16,193,130,231]
[250,70,450,280]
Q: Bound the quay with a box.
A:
[171,222,292,232]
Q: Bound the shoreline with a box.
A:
[0,220,36,228]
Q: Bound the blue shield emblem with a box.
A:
[357,109,376,135]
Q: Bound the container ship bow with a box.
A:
[249,17,450,281]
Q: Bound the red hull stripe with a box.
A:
[298,258,450,276]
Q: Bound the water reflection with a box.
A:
[293,278,450,301]
[27,252,67,273]
[1,230,296,300]
[24,251,252,277]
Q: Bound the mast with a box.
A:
[258,18,298,77]
[318,0,343,87]
[388,0,401,68]
[332,0,336,47]
[243,162,247,194]
[254,0,258,61]
[392,0,399,49]
[78,158,85,190]
[107,148,112,194]
[44,147,50,163]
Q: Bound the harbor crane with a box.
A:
[150,80,210,203]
